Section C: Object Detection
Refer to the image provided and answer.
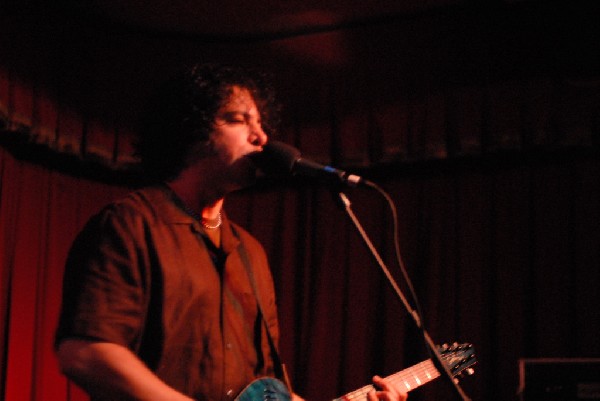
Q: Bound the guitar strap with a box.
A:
[234,228,292,391]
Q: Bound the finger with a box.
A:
[372,376,407,401]
[367,389,379,401]
[372,376,389,391]
[372,376,396,396]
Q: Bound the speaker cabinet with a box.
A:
[519,358,600,400]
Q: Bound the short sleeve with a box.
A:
[55,204,149,350]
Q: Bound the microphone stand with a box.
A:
[334,191,471,401]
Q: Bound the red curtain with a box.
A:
[0,147,128,401]
[2,144,598,401]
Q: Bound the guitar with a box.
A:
[235,343,476,401]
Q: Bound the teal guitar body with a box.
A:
[235,377,292,401]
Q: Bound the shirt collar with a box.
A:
[154,184,241,253]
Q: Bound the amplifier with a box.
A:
[519,358,600,400]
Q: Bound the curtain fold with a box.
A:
[226,151,599,401]
[0,147,129,401]
[2,141,600,401]
[2,7,598,173]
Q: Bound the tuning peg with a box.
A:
[465,368,475,376]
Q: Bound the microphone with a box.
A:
[249,140,372,187]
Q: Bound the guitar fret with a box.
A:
[340,360,441,401]
[332,344,475,401]
[387,360,440,392]
[237,344,474,401]
[344,385,373,401]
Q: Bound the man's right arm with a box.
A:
[56,338,195,401]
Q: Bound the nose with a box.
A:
[250,122,268,147]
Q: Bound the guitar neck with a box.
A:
[333,359,440,401]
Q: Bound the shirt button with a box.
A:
[226,389,234,398]
[225,343,232,350]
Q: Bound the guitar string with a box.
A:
[335,347,473,401]
[340,360,440,401]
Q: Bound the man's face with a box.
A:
[208,85,268,189]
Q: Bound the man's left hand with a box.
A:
[367,375,408,401]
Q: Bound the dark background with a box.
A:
[1,1,599,400]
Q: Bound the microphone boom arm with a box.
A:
[335,191,472,401]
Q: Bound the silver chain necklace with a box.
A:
[201,212,222,230]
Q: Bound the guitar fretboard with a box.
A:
[334,359,440,401]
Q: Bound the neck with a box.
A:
[166,176,225,221]
[200,200,224,221]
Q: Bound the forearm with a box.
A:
[57,339,194,401]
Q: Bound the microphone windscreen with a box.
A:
[248,140,300,176]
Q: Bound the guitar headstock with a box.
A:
[438,342,477,380]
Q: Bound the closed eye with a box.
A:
[226,112,246,123]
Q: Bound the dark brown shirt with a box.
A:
[56,186,280,401]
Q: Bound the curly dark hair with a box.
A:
[135,63,280,182]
